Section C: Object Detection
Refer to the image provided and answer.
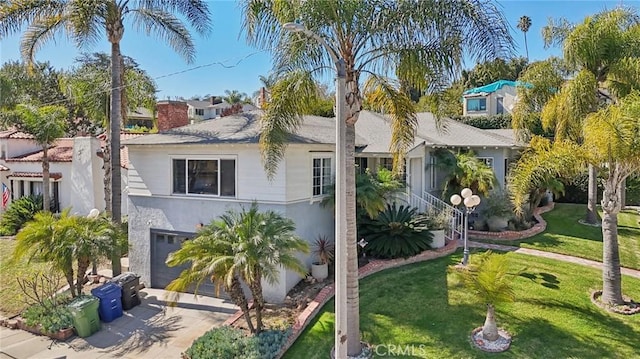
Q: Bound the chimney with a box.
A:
[210,96,216,105]
[156,100,188,131]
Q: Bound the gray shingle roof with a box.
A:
[415,113,518,148]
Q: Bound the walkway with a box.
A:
[468,240,640,279]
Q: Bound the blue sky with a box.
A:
[0,0,635,100]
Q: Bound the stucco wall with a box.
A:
[463,85,517,117]
[128,195,334,303]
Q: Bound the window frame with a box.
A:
[170,155,237,198]
[477,156,494,169]
[466,97,487,112]
[311,153,333,198]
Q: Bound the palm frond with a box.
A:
[131,9,195,63]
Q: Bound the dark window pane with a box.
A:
[220,160,236,197]
[188,160,218,195]
[173,159,186,193]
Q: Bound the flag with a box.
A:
[2,183,9,209]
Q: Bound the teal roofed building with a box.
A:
[462,80,530,117]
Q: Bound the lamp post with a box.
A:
[283,22,349,358]
[450,188,481,266]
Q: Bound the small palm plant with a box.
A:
[455,251,516,342]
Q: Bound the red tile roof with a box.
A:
[5,138,74,163]
[8,172,63,180]
[0,129,35,139]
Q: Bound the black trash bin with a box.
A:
[109,272,141,310]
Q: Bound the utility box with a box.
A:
[109,272,141,310]
[91,282,124,322]
[67,296,101,338]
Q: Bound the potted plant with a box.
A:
[424,208,450,249]
[310,235,334,281]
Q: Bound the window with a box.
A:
[195,108,204,116]
[379,158,393,171]
[312,157,332,196]
[478,157,494,169]
[172,158,236,196]
[355,157,368,174]
[466,98,487,112]
[430,156,437,189]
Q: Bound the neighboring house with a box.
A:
[124,108,522,303]
[462,80,526,117]
[0,129,145,216]
[126,107,155,129]
[186,97,257,122]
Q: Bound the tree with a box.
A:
[437,150,498,199]
[13,209,119,296]
[2,104,67,211]
[166,203,309,334]
[222,89,252,105]
[583,92,640,305]
[0,61,68,109]
[241,1,513,355]
[0,0,213,276]
[455,251,516,342]
[541,9,640,225]
[517,16,532,59]
[460,57,529,89]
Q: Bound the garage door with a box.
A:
[150,229,221,298]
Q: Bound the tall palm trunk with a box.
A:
[227,276,255,333]
[345,122,361,356]
[601,179,624,305]
[108,18,123,277]
[63,265,76,297]
[42,146,50,211]
[523,33,529,60]
[586,164,598,224]
[482,304,499,341]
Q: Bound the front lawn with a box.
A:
[474,203,640,270]
[0,238,64,317]
[284,252,640,358]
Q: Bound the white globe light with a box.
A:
[463,196,474,208]
[471,195,481,207]
[87,208,100,219]
[461,187,473,199]
[450,194,462,206]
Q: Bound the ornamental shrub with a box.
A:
[359,203,433,259]
[0,195,43,235]
[185,326,290,359]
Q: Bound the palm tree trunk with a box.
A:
[524,33,529,60]
[601,180,624,305]
[63,266,76,298]
[586,164,598,224]
[482,304,499,341]
[248,267,265,333]
[76,257,91,295]
[103,138,112,214]
[227,276,255,333]
[109,36,123,277]
[42,147,50,212]
[345,122,361,356]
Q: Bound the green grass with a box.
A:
[474,203,640,270]
[0,238,65,317]
[284,252,640,359]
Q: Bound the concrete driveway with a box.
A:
[0,288,238,359]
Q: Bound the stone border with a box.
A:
[468,203,555,241]
[272,240,460,359]
[590,290,640,315]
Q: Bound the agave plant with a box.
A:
[359,203,432,259]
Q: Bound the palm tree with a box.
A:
[517,16,532,59]
[241,1,513,355]
[441,151,498,198]
[540,9,640,225]
[2,104,67,211]
[166,203,309,334]
[0,0,212,277]
[13,211,76,297]
[455,251,516,341]
[222,89,252,104]
[583,92,640,305]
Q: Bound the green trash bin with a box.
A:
[67,295,101,338]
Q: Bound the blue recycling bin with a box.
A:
[91,282,123,322]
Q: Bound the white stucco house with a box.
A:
[462,80,528,117]
[124,109,522,303]
[0,129,135,216]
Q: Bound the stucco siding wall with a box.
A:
[128,196,333,303]
[285,145,334,202]
[473,148,508,189]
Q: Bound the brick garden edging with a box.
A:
[467,203,555,241]
[274,240,459,358]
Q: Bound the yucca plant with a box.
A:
[359,203,432,259]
